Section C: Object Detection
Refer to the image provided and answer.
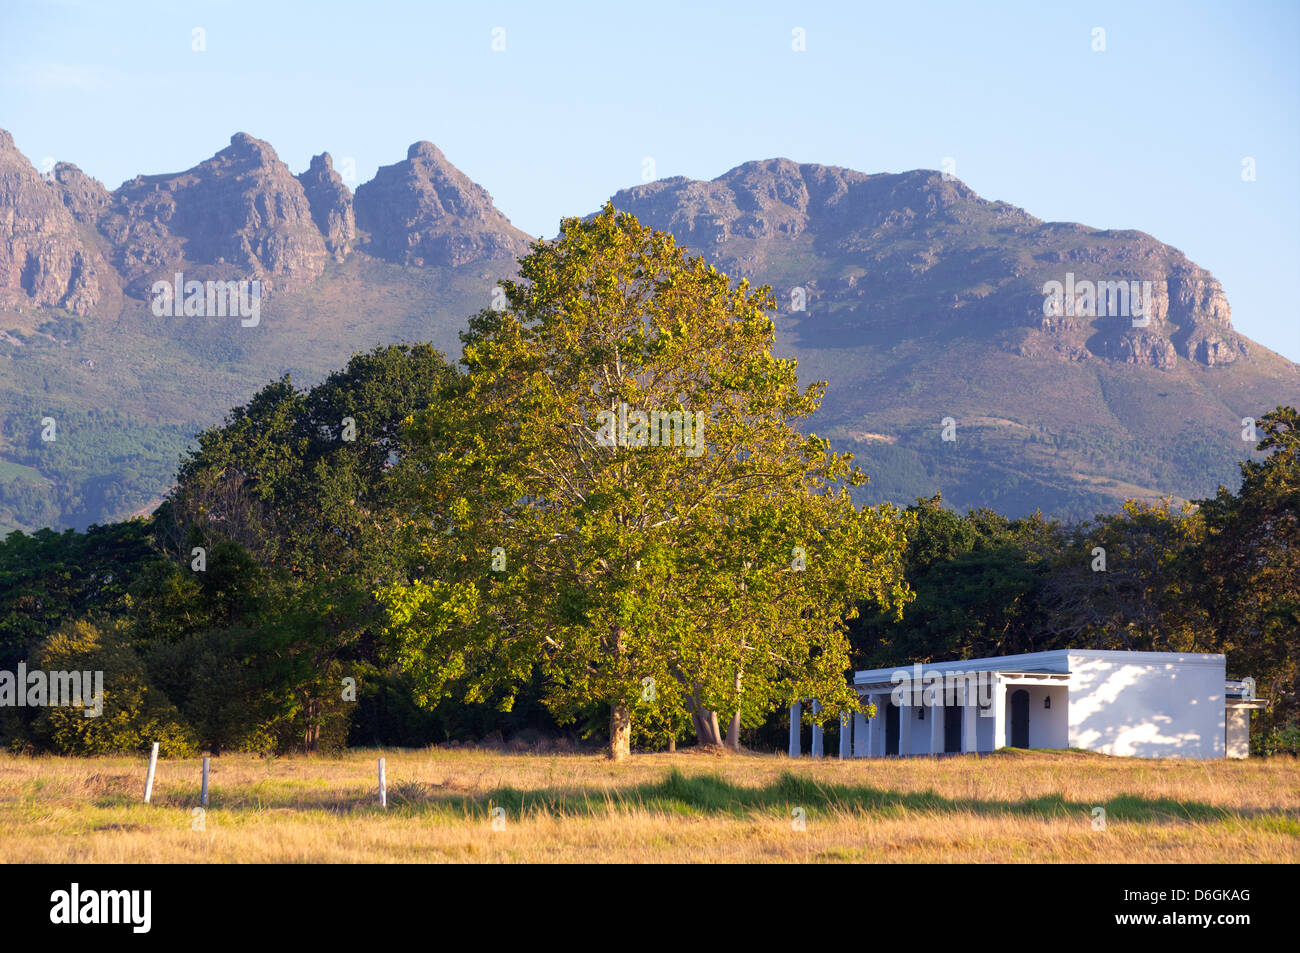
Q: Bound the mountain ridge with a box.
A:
[0,129,1295,533]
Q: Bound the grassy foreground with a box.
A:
[0,747,1296,863]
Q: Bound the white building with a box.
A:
[789,649,1266,760]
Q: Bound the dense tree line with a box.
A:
[0,344,563,754]
[3,389,1294,755]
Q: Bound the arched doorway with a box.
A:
[1010,689,1030,748]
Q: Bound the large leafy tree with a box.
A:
[380,206,912,759]
[1042,498,1207,653]
[1196,406,1299,733]
[850,495,1062,667]
[155,343,461,750]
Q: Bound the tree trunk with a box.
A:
[691,707,724,747]
[304,695,320,753]
[725,710,742,750]
[725,656,744,750]
[606,623,631,761]
[608,703,631,761]
[681,680,725,748]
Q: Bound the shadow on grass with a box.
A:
[144,768,1295,827]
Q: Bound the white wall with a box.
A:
[1066,652,1225,759]
[976,702,993,751]
[1007,684,1068,749]
[1226,708,1250,759]
[907,704,930,753]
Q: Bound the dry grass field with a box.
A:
[0,747,1296,863]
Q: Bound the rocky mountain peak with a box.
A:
[354,141,530,267]
[0,129,103,314]
[224,131,281,165]
[52,162,111,224]
[407,140,444,162]
[99,131,327,295]
[297,152,355,262]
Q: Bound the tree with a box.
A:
[1196,406,1299,733]
[850,495,1062,667]
[153,343,461,751]
[380,206,912,759]
[33,619,197,756]
[1042,498,1206,653]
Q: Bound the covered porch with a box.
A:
[788,670,1070,758]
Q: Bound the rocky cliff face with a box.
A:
[0,129,1264,373]
[52,163,112,225]
[354,141,530,267]
[98,132,329,296]
[0,130,533,310]
[297,152,355,262]
[0,130,103,314]
[608,160,1242,370]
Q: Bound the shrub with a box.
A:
[32,619,197,756]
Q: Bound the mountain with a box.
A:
[603,160,1300,516]
[354,141,531,267]
[0,133,1296,533]
[0,131,525,533]
[0,130,107,316]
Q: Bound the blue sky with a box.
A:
[3,0,1297,361]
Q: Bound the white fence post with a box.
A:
[143,742,159,804]
[201,755,210,807]
[378,757,387,808]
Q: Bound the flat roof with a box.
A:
[853,649,1226,685]
[854,669,1071,690]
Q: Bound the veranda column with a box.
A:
[810,700,823,758]
[853,710,869,758]
[839,712,851,759]
[962,680,978,753]
[897,697,911,756]
[869,694,883,757]
[789,702,801,757]
[929,684,944,755]
[992,676,1007,750]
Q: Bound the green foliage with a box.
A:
[1041,497,1207,653]
[380,207,913,757]
[0,520,156,669]
[31,619,197,756]
[0,343,466,756]
[851,495,1062,667]
[1195,406,1299,734]
[153,342,462,752]
[1254,722,1300,757]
